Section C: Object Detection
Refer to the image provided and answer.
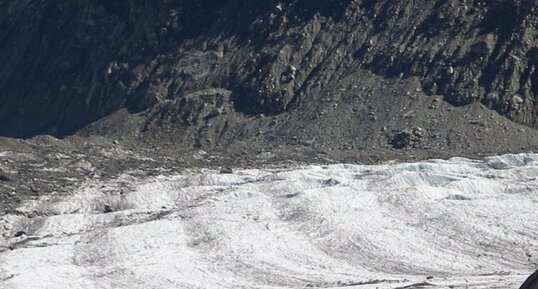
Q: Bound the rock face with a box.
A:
[1,0,538,138]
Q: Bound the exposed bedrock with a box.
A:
[1,0,538,137]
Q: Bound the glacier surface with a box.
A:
[1,154,538,288]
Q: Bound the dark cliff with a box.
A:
[1,0,538,158]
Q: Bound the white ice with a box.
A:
[1,154,538,288]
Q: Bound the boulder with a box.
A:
[520,270,538,289]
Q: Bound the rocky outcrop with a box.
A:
[1,0,538,137]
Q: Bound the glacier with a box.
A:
[1,154,538,288]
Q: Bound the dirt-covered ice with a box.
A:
[1,154,538,288]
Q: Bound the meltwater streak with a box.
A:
[1,154,538,288]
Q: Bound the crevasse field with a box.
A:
[1,154,538,288]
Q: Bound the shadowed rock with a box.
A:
[521,270,538,289]
[1,0,538,138]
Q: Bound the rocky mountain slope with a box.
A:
[1,0,538,144]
